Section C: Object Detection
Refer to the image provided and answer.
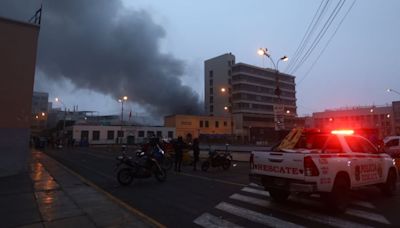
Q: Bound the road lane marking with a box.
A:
[346,208,390,225]
[241,186,270,197]
[193,213,243,228]
[215,202,305,228]
[229,193,373,228]
[178,172,246,187]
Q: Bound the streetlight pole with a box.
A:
[221,87,234,141]
[257,48,288,131]
[118,96,128,123]
[55,97,67,137]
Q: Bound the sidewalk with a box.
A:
[0,150,162,228]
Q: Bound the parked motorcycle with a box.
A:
[115,149,167,186]
[201,149,232,172]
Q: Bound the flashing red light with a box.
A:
[331,129,354,135]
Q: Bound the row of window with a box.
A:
[232,74,295,89]
[81,130,174,141]
[231,65,294,83]
[232,83,295,95]
[199,120,229,128]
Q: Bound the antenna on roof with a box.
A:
[29,4,42,25]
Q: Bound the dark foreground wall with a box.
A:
[0,17,39,176]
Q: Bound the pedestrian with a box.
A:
[192,138,200,171]
[174,136,184,172]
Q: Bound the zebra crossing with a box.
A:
[194,183,391,228]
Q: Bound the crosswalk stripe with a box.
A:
[248,182,263,189]
[215,202,305,228]
[230,193,374,228]
[193,213,244,228]
[346,208,390,225]
[351,200,375,209]
[241,186,270,197]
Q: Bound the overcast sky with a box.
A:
[1,0,399,120]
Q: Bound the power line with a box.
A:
[285,0,327,72]
[297,0,357,85]
[286,0,331,73]
[290,0,346,74]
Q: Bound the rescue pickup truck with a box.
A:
[249,129,398,212]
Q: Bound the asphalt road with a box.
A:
[44,147,400,228]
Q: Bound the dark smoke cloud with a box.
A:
[0,0,203,117]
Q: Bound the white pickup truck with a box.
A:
[249,129,397,212]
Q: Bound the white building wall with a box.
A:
[71,125,176,145]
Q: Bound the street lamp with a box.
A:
[221,88,234,137]
[258,48,288,131]
[257,48,288,98]
[118,96,128,123]
[387,88,400,96]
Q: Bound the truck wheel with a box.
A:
[381,169,397,197]
[269,188,290,202]
[326,176,350,213]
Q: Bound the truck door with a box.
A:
[345,136,383,185]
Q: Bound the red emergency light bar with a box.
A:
[331,129,354,135]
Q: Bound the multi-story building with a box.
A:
[312,105,394,139]
[392,101,400,135]
[31,91,49,135]
[204,53,297,142]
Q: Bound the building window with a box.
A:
[200,120,203,128]
[209,70,213,77]
[215,121,219,128]
[210,87,213,95]
[228,70,231,76]
[210,96,213,103]
[205,121,209,128]
[138,131,145,137]
[81,131,89,140]
[210,79,213,86]
[210,105,213,113]
[147,131,155,137]
[228,79,231,85]
[228,61,231,66]
[224,121,227,127]
[92,131,100,141]
[168,131,174,139]
[157,131,162,137]
[117,130,124,138]
[107,130,114,140]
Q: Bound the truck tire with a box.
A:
[381,169,397,197]
[326,175,350,213]
[269,188,290,202]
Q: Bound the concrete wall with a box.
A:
[0,17,39,177]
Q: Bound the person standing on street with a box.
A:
[192,138,200,171]
[174,136,184,172]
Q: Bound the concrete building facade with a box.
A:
[69,125,175,145]
[31,91,49,135]
[204,53,297,143]
[164,115,232,140]
[312,105,394,139]
[0,17,39,176]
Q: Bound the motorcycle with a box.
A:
[115,149,167,186]
[201,149,232,172]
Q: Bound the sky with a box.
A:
[1,0,399,121]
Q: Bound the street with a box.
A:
[44,147,400,227]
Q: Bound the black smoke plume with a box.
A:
[0,0,203,117]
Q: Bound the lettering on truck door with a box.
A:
[345,136,383,185]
